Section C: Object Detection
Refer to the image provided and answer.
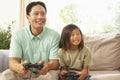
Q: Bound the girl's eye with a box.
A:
[71,33,80,36]
[77,33,80,36]
[71,34,75,36]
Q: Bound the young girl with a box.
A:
[58,24,92,80]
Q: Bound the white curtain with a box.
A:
[20,0,30,27]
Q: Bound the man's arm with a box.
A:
[9,58,28,76]
[48,60,59,70]
[9,57,20,72]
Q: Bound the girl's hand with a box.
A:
[73,71,81,80]
[60,70,68,75]
[59,70,68,80]
[75,71,82,75]
[77,70,88,80]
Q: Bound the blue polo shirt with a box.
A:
[9,26,60,64]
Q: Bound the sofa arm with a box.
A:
[0,50,9,73]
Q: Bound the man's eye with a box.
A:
[33,13,38,15]
[33,12,45,16]
[41,12,45,16]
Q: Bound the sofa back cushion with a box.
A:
[84,33,120,70]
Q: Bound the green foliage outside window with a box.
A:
[59,2,120,34]
[59,4,78,24]
[0,21,15,49]
[0,27,11,49]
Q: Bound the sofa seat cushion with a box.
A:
[90,70,120,80]
[84,33,120,70]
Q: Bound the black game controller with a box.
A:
[23,63,43,70]
[62,71,79,80]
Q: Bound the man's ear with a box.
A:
[26,15,29,19]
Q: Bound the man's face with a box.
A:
[27,5,46,29]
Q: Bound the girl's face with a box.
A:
[70,29,81,49]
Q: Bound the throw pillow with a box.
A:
[84,33,120,70]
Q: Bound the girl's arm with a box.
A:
[77,66,89,80]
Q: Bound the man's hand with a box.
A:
[9,58,28,77]
[37,61,49,75]
[16,64,28,76]
[37,60,59,75]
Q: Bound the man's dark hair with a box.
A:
[26,1,47,15]
[59,24,84,50]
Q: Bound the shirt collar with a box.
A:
[27,26,46,40]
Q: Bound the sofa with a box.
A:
[0,50,9,73]
[84,33,120,80]
[0,33,120,80]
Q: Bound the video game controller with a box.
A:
[23,63,43,70]
[62,71,79,80]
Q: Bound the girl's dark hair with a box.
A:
[26,1,47,15]
[59,24,84,50]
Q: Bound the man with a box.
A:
[0,1,60,80]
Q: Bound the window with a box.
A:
[28,0,120,34]
[0,0,19,31]
[1,0,120,35]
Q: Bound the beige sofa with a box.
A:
[0,50,9,73]
[0,33,120,80]
[84,33,120,80]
